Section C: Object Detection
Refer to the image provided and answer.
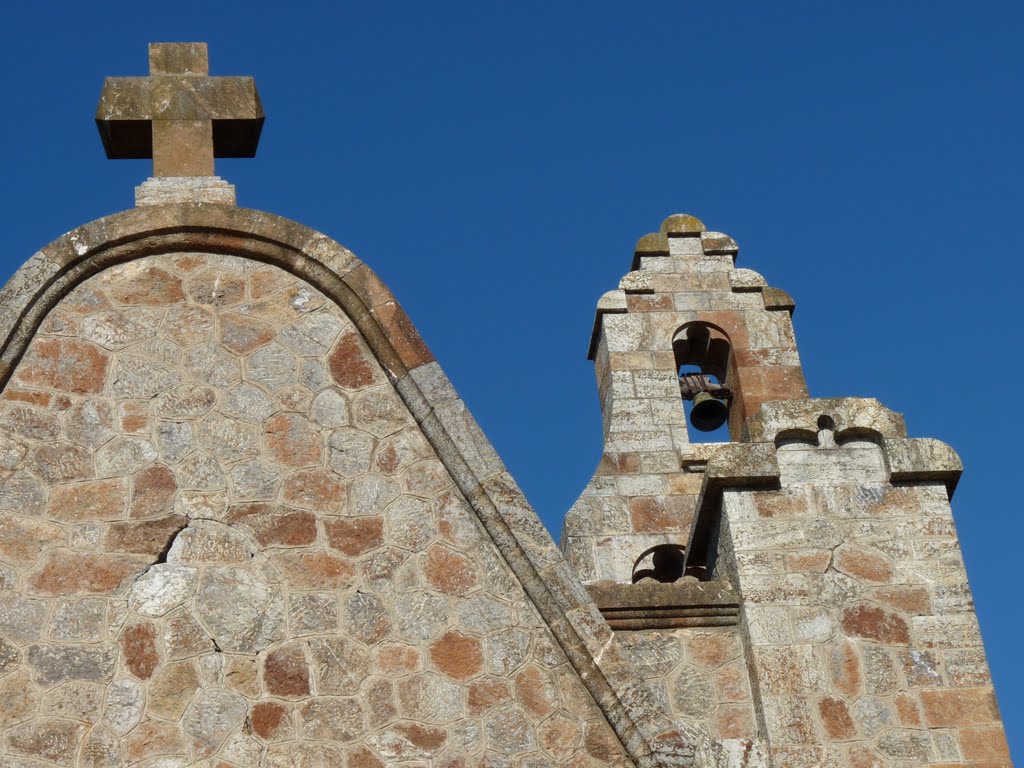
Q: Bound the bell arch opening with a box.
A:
[672,322,735,442]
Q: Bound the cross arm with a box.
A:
[96,76,264,160]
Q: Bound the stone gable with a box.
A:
[0,252,632,766]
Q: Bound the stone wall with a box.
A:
[0,252,632,766]
[617,628,758,743]
[719,406,1010,766]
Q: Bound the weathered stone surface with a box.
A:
[96,435,158,476]
[196,413,259,462]
[431,630,483,681]
[311,388,350,428]
[14,338,110,394]
[121,622,160,679]
[298,697,365,741]
[328,427,376,477]
[167,519,255,563]
[282,468,346,512]
[46,599,105,642]
[220,313,274,355]
[263,412,322,467]
[0,407,60,446]
[149,660,200,720]
[486,704,536,753]
[0,595,49,643]
[343,590,391,645]
[30,550,146,595]
[103,678,144,736]
[128,564,198,616]
[82,308,161,349]
[0,515,65,566]
[164,302,214,346]
[123,719,186,763]
[183,342,241,389]
[104,513,187,556]
[6,718,88,766]
[834,545,893,583]
[161,609,214,660]
[367,722,448,761]
[273,550,355,589]
[221,381,278,423]
[329,330,380,389]
[386,495,436,551]
[251,701,289,741]
[27,643,116,686]
[193,566,284,653]
[226,502,317,546]
[0,472,46,516]
[109,266,185,305]
[424,545,479,596]
[352,387,410,437]
[28,442,92,484]
[0,669,39,728]
[264,642,311,697]
[129,464,178,518]
[37,684,103,728]
[224,654,260,698]
[0,636,20,675]
[920,687,1000,726]
[109,356,180,398]
[325,516,385,557]
[841,604,911,645]
[247,341,298,392]
[289,592,339,635]
[309,636,371,695]
[156,383,217,419]
[229,460,282,500]
[181,688,248,756]
[264,742,347,767]
[157,419,194,463]
[176,450,226,490]
[281,310,343,355]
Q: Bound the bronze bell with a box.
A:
[690,391,729,432]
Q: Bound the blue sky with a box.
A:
[2,2,1021,757]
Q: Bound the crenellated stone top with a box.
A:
[630,214,736,264]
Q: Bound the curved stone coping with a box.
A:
[0,205,435,388]
[1,204,742,768]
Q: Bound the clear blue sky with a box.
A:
[2,2,1021,757]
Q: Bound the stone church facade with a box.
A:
[0,44,1010,767]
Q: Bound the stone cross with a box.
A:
[96,43,264,177]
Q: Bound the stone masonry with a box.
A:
[562,213,1011,766]
[0,250,636,766]
[0,43,1010,768]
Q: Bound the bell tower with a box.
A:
[562,214,1011,764]
[565,213,808,585]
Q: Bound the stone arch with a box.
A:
[0,205,739,768]
[671,321,732,384]
[0,206,431,391]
